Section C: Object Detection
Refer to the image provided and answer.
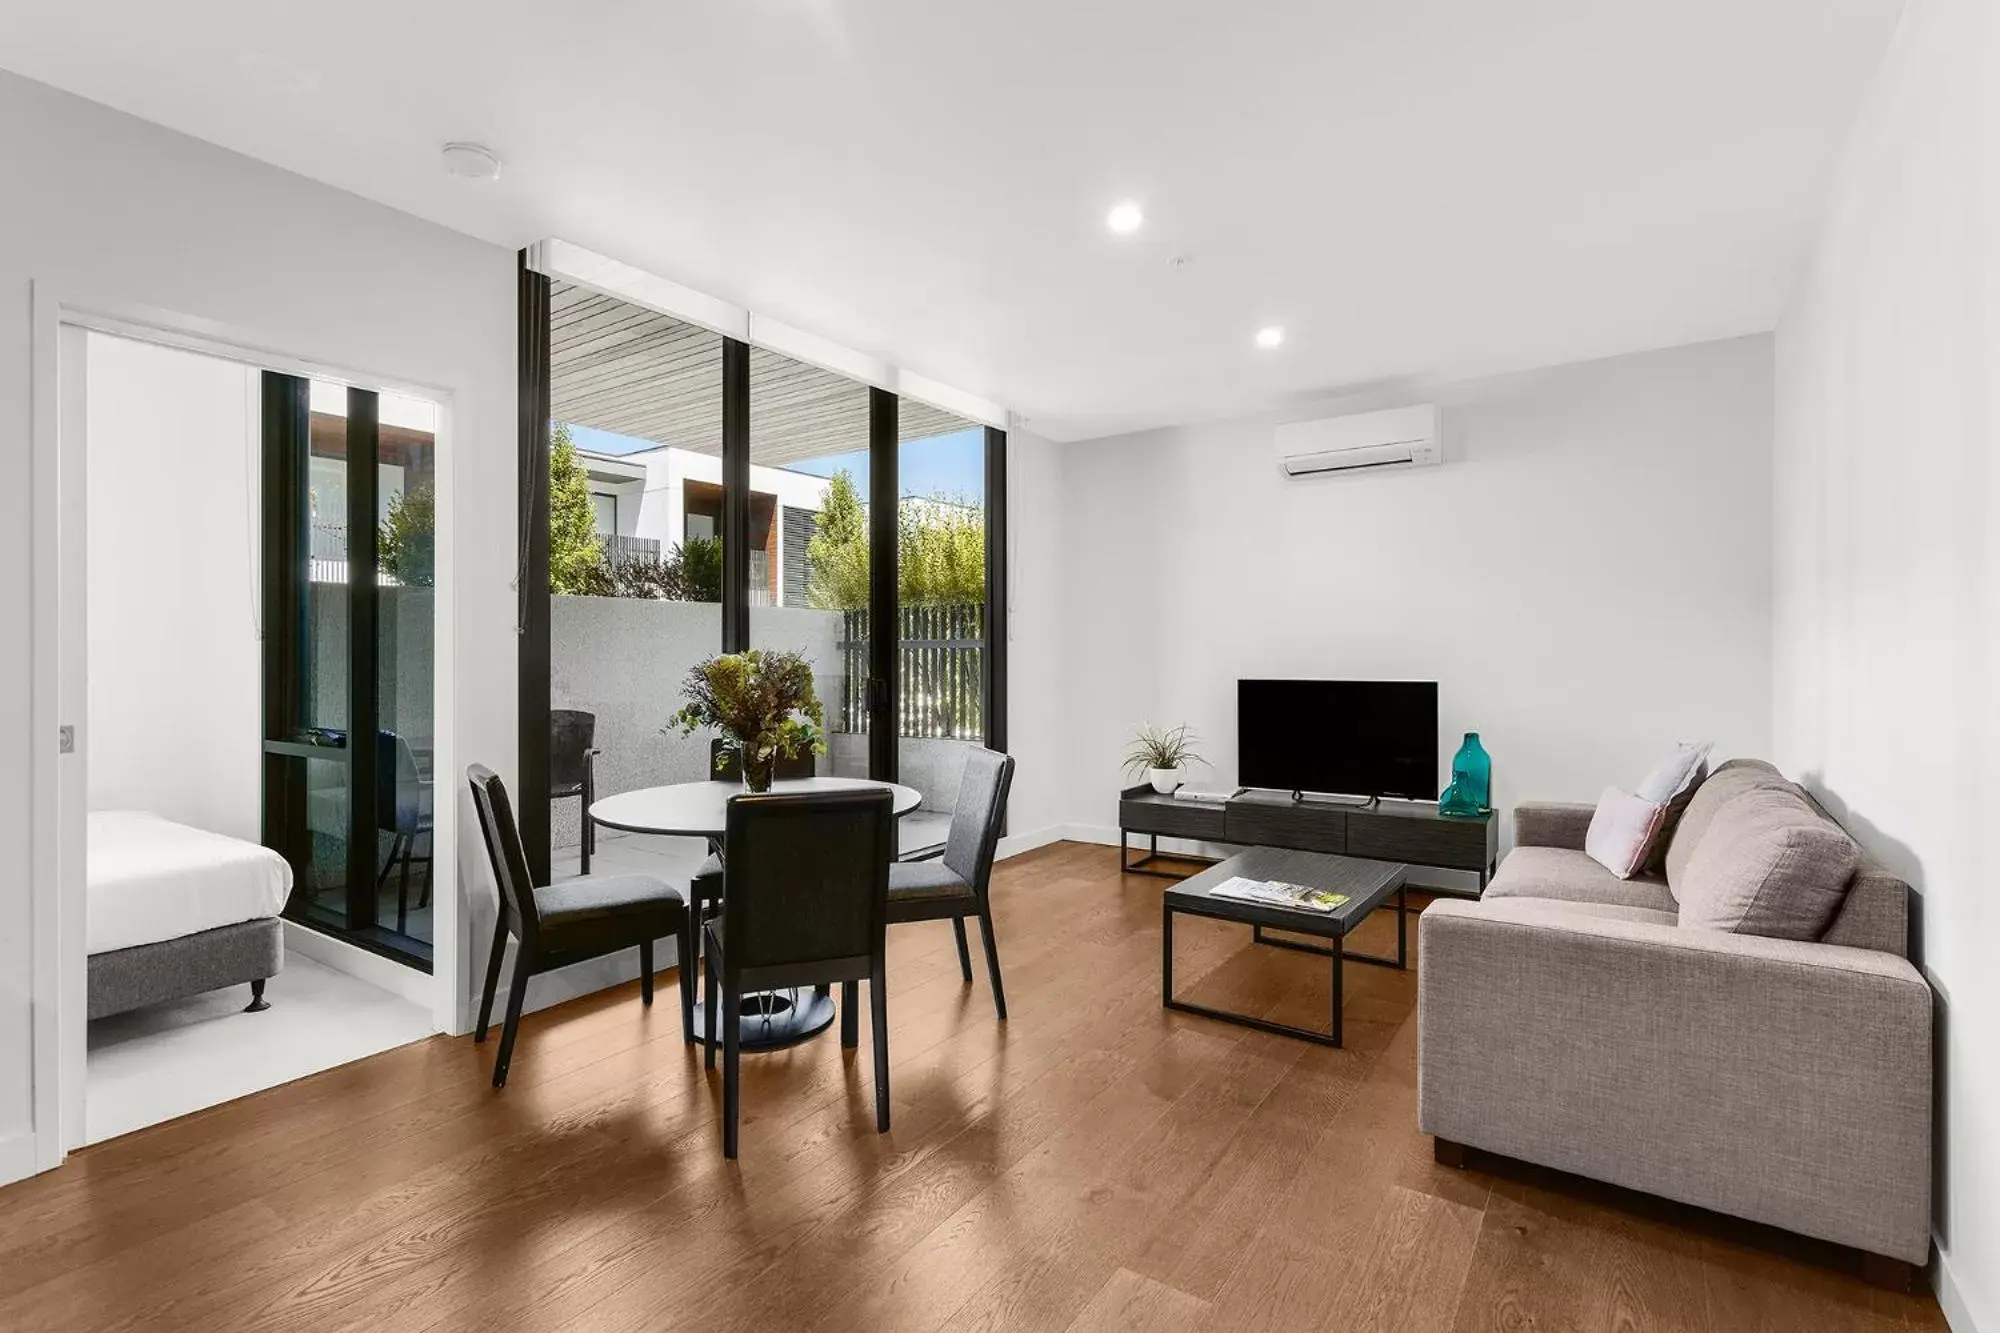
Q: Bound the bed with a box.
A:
[87,810,293,1020]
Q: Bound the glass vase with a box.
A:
[1438,732,1490,818]
[739,741,776,793]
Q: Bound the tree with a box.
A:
[548,423,605,595]
[378,482,435,587]
[803,468,987,610]
[805,469,871,611]
[899,497,984,605]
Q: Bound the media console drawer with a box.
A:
[1224,800,1345,854]
[1345,810,1494,870]
[1119,792,1226,841]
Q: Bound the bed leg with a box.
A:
[245,978,270,1013]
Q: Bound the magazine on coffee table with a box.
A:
[1207,875,1350,914]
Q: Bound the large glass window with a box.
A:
[517,254,1007,879]
[545,283,723,881]
[896,407,986,853]
[748,350,872,783]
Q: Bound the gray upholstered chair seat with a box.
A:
[888,860,975,903]
[696,852,723,880]
[1483,846,1677,914]
[535,873,683,930]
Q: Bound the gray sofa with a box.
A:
[1418,760,1932,1282]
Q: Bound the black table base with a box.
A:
[690,987,838,1051]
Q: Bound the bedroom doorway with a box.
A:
[55,324,442,1149]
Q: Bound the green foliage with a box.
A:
[804,468,986,611]
[1124,723,1202,776]
[676,534,722,602]
[377,482,436,587]
[599,537,723,602]
[668,650,827,786]
[548,423,606,595]
[899,498,985,606]
[805,470,871,611]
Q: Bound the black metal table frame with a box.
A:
[1162,883,1408,1047]
[1120,829,1222,879]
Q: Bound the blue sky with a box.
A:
[566,422,986,503]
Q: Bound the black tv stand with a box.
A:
[1119,784,1498,895]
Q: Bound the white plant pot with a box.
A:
[1148,767,1184,795]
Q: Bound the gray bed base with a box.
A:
[87,917,284,1020]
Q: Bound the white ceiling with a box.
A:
[0,0,1902,441]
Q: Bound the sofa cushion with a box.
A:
[1485,846,1678,914]
[1675,787,1860,939]
[1584,788,1668,880]
[1664,759,1797,895]
[1634,741,1712,872]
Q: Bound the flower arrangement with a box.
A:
[667,649,826,792]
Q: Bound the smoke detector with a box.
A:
[441,142,502,181]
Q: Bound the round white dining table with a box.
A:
[589,775,922,838]
[587,776,924,1050]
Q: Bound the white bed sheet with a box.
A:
[88,810,294,955]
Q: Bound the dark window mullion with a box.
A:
[868,387,898,781]
[983,426,1007,758]
[721,337,751,653]
[518,253,553,887]
[261,372,312,903]
[346,388,381,930]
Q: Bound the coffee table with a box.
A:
[1162,847,1409,1047]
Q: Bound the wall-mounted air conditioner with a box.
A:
[1274,404,1442,478]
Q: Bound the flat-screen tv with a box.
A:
[1238,679,1438,800]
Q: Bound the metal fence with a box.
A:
[836,604,984,738]
[602,533,662,565]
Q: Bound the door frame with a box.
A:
[26,283,463,1172]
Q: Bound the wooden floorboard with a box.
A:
[0,842,1949,1332]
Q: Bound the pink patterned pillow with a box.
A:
[1584,787,1668,880]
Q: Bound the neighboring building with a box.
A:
[578,444,831,607]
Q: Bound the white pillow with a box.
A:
[1585,787,1668,880]
[1636,741,1712,805]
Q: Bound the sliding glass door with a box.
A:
[263,372,437,968]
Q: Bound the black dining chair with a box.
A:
[468,764,687,1088]
[376,731,433,935]
[702,788,896,1158]
[677,738,820,1044]
[551,710,599,874]
[887,748,1015,1018]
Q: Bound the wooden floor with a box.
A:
[0,843,1947,1332]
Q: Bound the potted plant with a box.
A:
[668,649,826,793]
[1125,723,1201,795]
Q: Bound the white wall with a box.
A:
[84,333,261,841]
[1002,428,1070,845]
[1,68,518,1182]
[1771,0,1998,1326]
[1056,337,1776,883]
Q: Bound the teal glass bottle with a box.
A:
[1438,732,1491,818]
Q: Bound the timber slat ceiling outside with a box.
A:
[549,282,971,464]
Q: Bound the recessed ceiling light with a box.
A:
[441,142,502,181]
[1255,326,1286,349]
[1106,202,1144,235]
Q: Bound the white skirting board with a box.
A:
[1935,1246,1984,1333]
[0,1131,39,1188]
[282,920,435,1010]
